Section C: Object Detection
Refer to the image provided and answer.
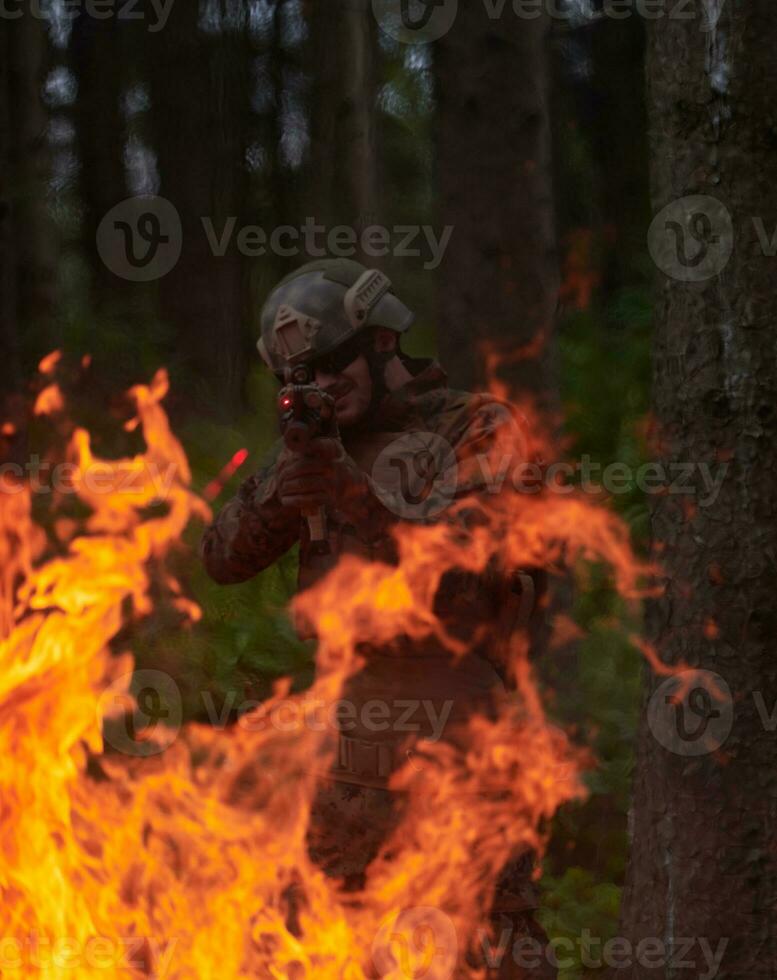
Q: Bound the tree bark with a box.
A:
[0,21,20,392]
[71,13,129,311]
[148,5,252,420]
[2,13,56,386]
[588,13,650,299]
[434,9,567,689]
[618,4,777,976]
[307,0,380,247]
[435,8,560,409]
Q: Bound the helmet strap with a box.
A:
[362,329,408,417]
[366,348,394,406]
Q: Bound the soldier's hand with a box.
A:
[276,439,368,516]
[276,443,334,511]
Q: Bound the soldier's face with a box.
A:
[313,355,372,427]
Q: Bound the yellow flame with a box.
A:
[0,367,653,978]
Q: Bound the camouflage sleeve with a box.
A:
[200,441,301,585]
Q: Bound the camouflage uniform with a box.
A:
[201,358,555,978]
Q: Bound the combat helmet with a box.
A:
[258,259,414,382]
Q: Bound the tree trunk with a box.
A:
[248,0,300,317]
[588,13,650,299]
[148,4,252,420]
[435,9,560,410]
[3,13,56,384]
[307,0,379,247]
[71,13,129,312]
[618,4,777,976]
[0,21,20,393]
[434,9,567,690]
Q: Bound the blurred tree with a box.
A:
[618,2,777,976]
[306,0,380,248]
[0,20,20,391]
[550,8,649,303]
[587,11,649,298]
[71,14,128,314]
[1,13,56,388]
[148,0,253,420]
[435,10,574,706]
[434,7,560,411]
[247,0,310,305]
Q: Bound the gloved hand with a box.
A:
[275,438,369,520]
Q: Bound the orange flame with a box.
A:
[34,383,65,417]
[38,350,63,375]
[0,367,656,978]
[558,229,601,312]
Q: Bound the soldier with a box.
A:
[201,258,554,979]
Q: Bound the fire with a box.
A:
[34,383,65,417]
[38,350,63,375]
[558,229,601,312]
[0,358,651,977]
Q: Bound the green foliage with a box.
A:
[543,587,642,875]
[129,524,314,726]
[130,361,315,723]
[558,288,653,544]
[538,868,621,979]
[538,287,652,948]
[155,536,314,722]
